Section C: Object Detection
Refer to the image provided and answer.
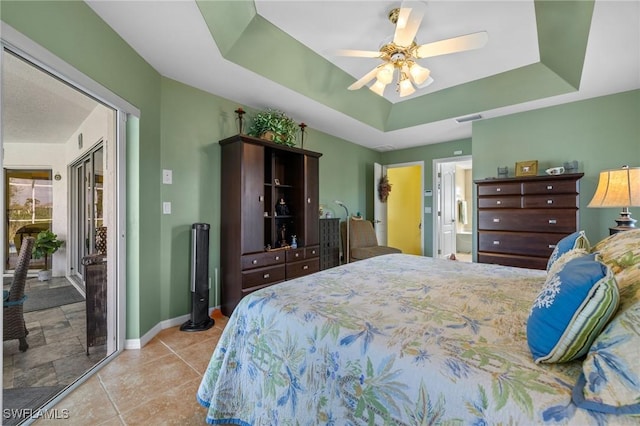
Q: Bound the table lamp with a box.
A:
[588,165,640,234]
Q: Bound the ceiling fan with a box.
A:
[337,1,488,98]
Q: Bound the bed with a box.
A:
[198,230,640,425]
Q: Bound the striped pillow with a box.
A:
[527,254,619,363]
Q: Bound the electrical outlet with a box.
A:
[162,202,171,214]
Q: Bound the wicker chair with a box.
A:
[3,236,35,352]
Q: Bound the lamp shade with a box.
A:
[588,166,640,208]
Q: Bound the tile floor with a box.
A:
[33,313,228,425]
[3,277,105,391]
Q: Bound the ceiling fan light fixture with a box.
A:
[398,74,416,97]
[370,79,387,96]
[408,62,430,85]
[376,63,395,85]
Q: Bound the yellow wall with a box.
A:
[387,165,422,255]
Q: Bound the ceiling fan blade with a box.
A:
[393,1,426,47]
[335,49,382,58]
[348,66,381,91]
[416,31,488,59]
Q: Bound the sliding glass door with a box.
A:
[70,144,104,285]
[4,169,53,271]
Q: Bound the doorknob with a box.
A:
[418,222,422,229]
[374,219,382,224]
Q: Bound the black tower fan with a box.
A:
[180,223,215,331]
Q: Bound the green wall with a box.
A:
[3,1,639,338]
[1,0,163,338]
[382,138,472,256]
[159,78,380,315]
[473,89,640,244]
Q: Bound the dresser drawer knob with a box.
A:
[492,218,500,223]
[295,253,300,257]
[311,250,316,254]
[547,199,553,204]
[496,200,502,205]
[303,265,309,270]
[252,259,258,265]
[263,273,270,279]
[549,219,557,224]
[496,188,502,192]
[275,256,280,261]
[493,240,500,245]
[549,244,557,249]
[547,185,553,190]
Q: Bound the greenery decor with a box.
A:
[32,229,64,271]
[378,175,392,203]
[248,109,298,147]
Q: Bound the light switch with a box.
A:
[162,169,172,184]
[163,202,172,214]
[424,207,432,214]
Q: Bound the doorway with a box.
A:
[4,169,52,271]
[374,162,424,255]
[433,156,473,261]
[1,45,122,421]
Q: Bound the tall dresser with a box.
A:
[475,173,583,270]
[319,218,340,270]
[219,134,322,316]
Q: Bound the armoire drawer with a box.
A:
[477,196,521,209]
[523,194,579,208]
[242,264,285,289]
[477,182,521,196]
[242,251,285,270]
[478,209,578,233]
[478,231,567,257]
[286,258,320,280]
[522,179,578,195]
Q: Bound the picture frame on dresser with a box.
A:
[515,160,538,177]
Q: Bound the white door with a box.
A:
[438,162,457,258]
[373,162,388,245]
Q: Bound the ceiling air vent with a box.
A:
[374,145,395,152]
[455,114,482,123]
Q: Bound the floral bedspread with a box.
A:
[197,254,634,425]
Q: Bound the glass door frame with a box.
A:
[2,24,139,413]
[69,142,104,285]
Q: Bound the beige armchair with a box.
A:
[341,218,401,262]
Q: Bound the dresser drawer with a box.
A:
[306,245,320,258]
[478,209,577,233]
[523,194,579,208]
[477,182,521,196]
[286,248,306,262]
[242,265,285,289]
[478,253,548,270]
[522,179,578,195]
[242,251,285,270]
[478,196,521,209]
[286,258,320,280]
[479,231,566,257]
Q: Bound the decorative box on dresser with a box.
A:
[220,134,322,316]
[319,218,340,270]
[475,173,584,270]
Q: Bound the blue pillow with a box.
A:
[527,254,619,363]
[547,230,590,271]
[572,299,640,415]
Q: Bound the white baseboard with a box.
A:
[124,306,219,350]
